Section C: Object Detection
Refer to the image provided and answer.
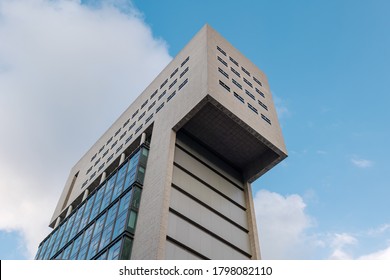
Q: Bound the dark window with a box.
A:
[156,102,164,113]
[178,78,188,91]
[123,119,130,128]
[248,103,258,114]
[91,153,97,162]
[170,68,178,78]
[232,79,242,89]
[167,91,176,102]
[145,114,154,124]
[241,66,251,76]
[90,171,96,180]
[218,67,229,79]
[98,163,105,172]
[234,92,245,103]
[255,88,265,98]
[253,76,262,86]
[158,90,166,101]
[111,140,118,149]
[258,100,268,111]
[245,89,255,100]
[217,46,226,56]
[106,137,113,145]
[219,80,230,92]
[169,79,177,90]
[82,180,88,188]
[106,154,114,163]
[128,122,136,131]
[131,110,139,119]
[229,56,239,66]
[148,101,156,111]
[116,144,123,154]
[125,135,133,144]
[160,79,168,89]
[86,166,92,175]
[94,158,101,166]
[243,77,253,88]
[230,67,240,77]
[114,128,121,137]
[181,56,189,67]
[135,124,143,134]
[180,67,189,78]
[140,100,148,109]
[217,56,228,67]
[99,146,105,154]
[138,112,145,121]
[102,150,109,158]
[261,114,272,125]
[150,90,158,100]
[119,131,127,140]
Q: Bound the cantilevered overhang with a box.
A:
[173,96,287,183]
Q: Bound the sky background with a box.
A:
[0,0,389,260]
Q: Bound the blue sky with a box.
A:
[0,0,389,259]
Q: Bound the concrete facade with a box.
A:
[38,25,287,260]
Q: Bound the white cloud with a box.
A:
[0,0,171,259]
[254,189,314,259]
[351,157,373,168]
[328,233,357,260]
[359,246,390,260]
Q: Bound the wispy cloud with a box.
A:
[0,0,171,259]
[351,157,374,168]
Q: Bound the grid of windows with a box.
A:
[35,147,149,260]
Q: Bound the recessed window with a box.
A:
[91,153,97,162]
[82,180,88,188]
[233,92,245,103]
[253,76,262,86]
[86,166,93,175]
[106,154,114,163]
[160,79,168,89]
[180,67,189,78]
[217,56,228,67]
[230,67,240,77]
[169,79,177,90]
[90,171,96,180]
[219,80,230,92]
[132,110,139,119]
[106,137,113,145]
[138,112,145,121]
[150,90,158,100]
[218,67,229,79]
[145,114,154,124]
[119,131,127,140]
[258,100,268,111]
[217,46,227,56]
[114,128,121,137]
[102,150,109,158]
[116,144,123,154]
[232,79,242,90]
[248,103,258,114]
[241,66,251,76]
[148,101,156,111]
[181,56,189,67]
[125,134,133,144]
[255,88,265,98]
[128,121,136,131]
[245,89,255,100]
[167,91,176,102]
[123,119,130,128]
[94,158,101,166]
[141,100,148,109]
[243,77,253,88]
[111,140,118,149]
[98,163,105,172]
[98,145,105,153]
[261,114,272,125]
[170,68,178,78]
[135,124,143,134]
[229,56,239,66]
[156,102,165,113]
[158,90,166,101]
[178,78,188,91]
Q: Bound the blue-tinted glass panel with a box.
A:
[60,213,76,249]
[43,229,58,259]
[61,243,73,260]
[112,212,127,240]
[79,194,95,230]
[121,237,133,260]
[89,184,106,223]
[107,239,122,260]
[100,175,116,212]
[99,222,114,251]
[96,251,108,260]
[69,232,84,260]
[69,203,86,241]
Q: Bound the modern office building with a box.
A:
[35,25,287,260]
